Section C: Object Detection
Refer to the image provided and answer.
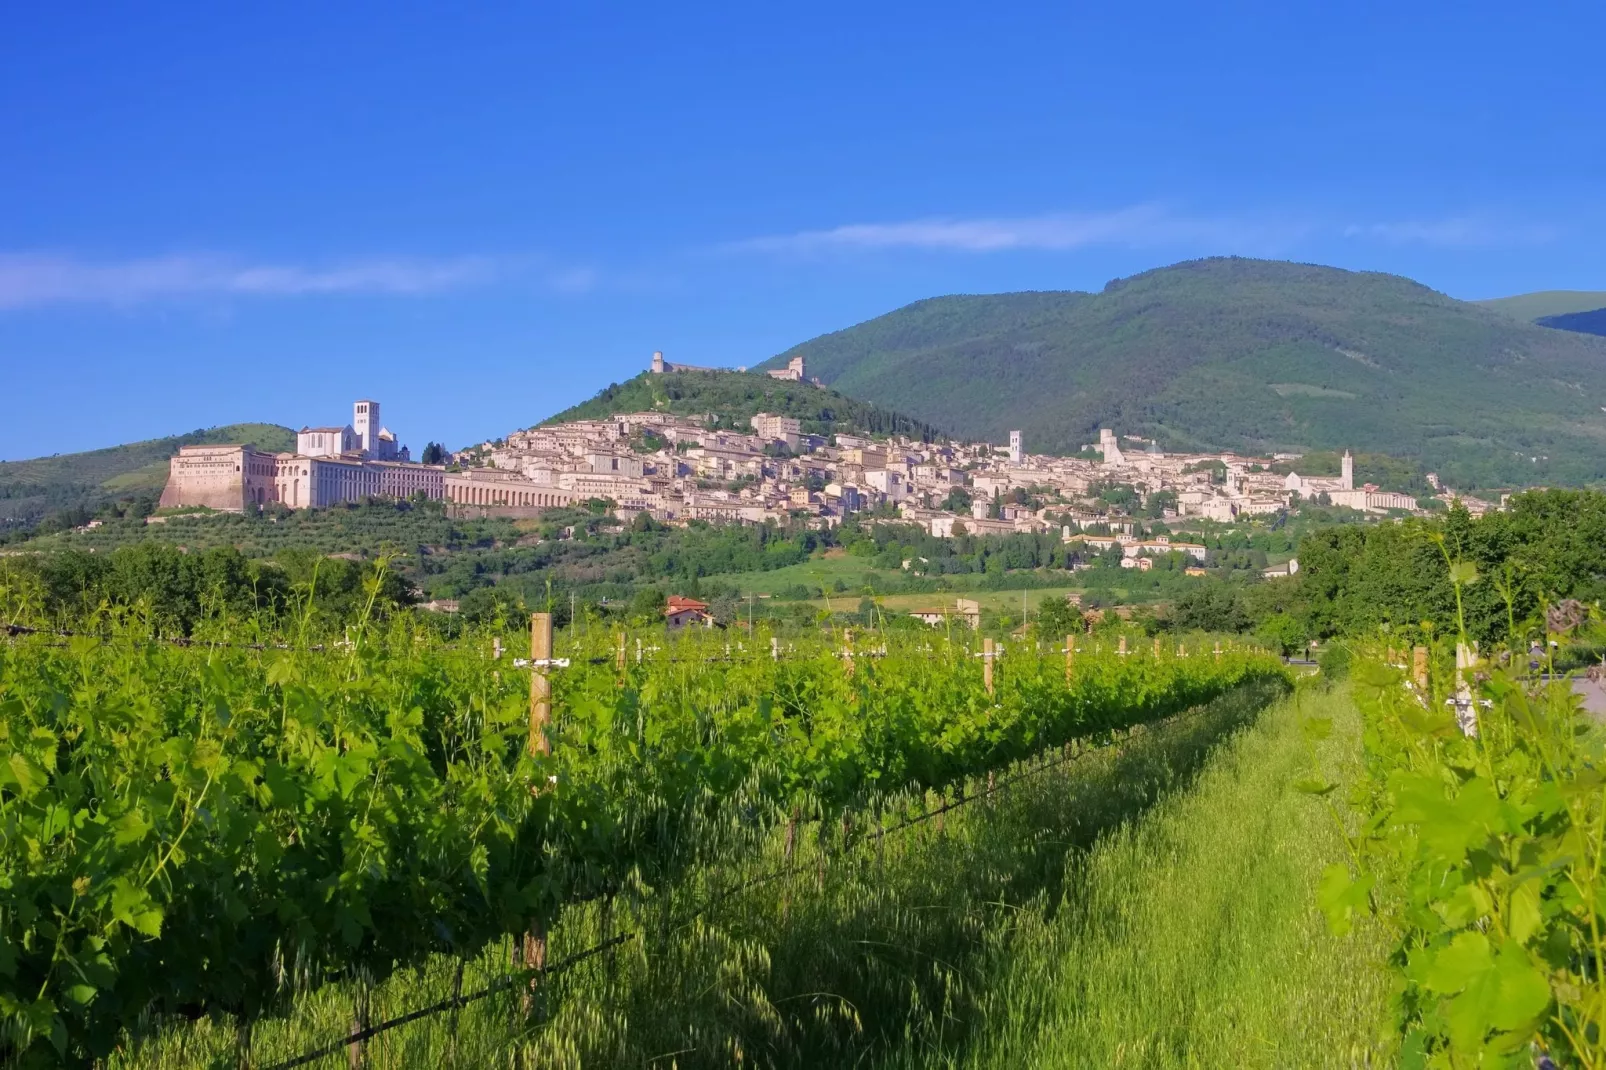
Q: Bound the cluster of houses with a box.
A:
[159,363,1499,571]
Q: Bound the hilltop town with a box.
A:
[158,352,1501,568]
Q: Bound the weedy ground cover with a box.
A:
[877,682,1393,1069]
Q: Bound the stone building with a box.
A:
[765,355,806,381]
[649,350,723,375]
[750,412,802,450]
[160,398,440,513]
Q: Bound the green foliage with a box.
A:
[1327,646,1606,1065]
[0,613,1288,1063]
[1256,613,1306,657]
[541,370,943,442]
[1032,594,1083,638]
[1172,584,1251,633]
[754,257,1606,487]
[1296,490,1606,645]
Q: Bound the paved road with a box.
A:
[1572,677,1606,719]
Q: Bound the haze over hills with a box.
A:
[756,258,1606,488]
[0,423,293,528]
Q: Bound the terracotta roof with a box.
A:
[666,595,709,612]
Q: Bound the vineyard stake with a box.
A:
[520,920,546,1020]
[615,630,626,676]
[1064,633,1075,684]
[529,613,552,757]
[1214,641,1222,660]
[1413,645,1429,690]
[983,637,996,695]
[1153,635,1162,658]
[771,636,780,661]
[1117,635,1128,657]
[843,628,855,678]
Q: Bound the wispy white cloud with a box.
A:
[732,205,1568,258]
[0,253,500,309]
[729,205,1313,256]
[1342,217,1560,248]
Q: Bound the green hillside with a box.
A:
[0,422,294,528]
[756,258,1606,488]
[540,369,944,440]
[1477,290,1606,321]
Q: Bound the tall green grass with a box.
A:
[883,684,1392,1069]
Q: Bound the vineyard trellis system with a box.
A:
[0,610,1285,1065]
[259,701,1210,1070]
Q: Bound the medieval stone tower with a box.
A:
[1341,449,1354,490]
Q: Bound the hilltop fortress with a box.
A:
[650,349,814,384]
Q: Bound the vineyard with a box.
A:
[0,605,1289,1067]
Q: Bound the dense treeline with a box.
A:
[0,543,414,634]
[1296,489,1606,645]
[1099,491,1606,654]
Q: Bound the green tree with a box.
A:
[1034,594,1084,638]
[1256,612,1305,657]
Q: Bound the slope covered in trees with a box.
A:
[757,258,1606,487]
[540,370,944,441]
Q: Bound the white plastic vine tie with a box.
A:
[514,657,571,669]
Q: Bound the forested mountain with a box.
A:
[0,423,293,529]
[540,370,944,441]
[756,258,1606,488]
[1536,307,1606,339]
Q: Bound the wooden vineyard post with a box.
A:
[523,612,553,1024]
[1064,634,1075,684]
[520,919,547,1018]
[529,613,552,757]
[615,630,626,679]
[1214,641,1222,661]
[1117,635,1128,657]
[1413,645,1429,690]
[843,628,855,678]
[983,637,996,695]
[771,636,780,661]
[1153,635,1162,658]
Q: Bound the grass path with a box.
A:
[885,683,1392,1069]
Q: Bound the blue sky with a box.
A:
[2,1,1603,460]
